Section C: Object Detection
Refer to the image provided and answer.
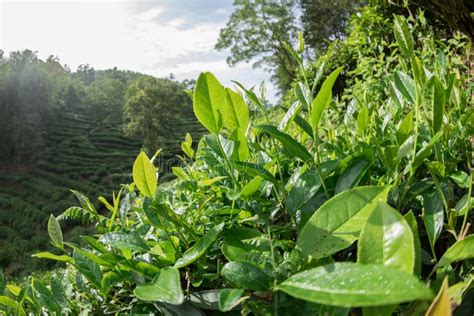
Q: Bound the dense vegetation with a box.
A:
[0,53,204,275]
[0,0,472,312]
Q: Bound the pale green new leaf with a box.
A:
[358,201,415,273]
[193,72,226,134]
[298,186,390,258]
[224,88,249,132]
[438,235,474,268]
[393,16,414,58]
[132,151,157,198]
[134,267,184,305]
[311,67,343,132]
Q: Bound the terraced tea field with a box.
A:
[0,108,206,275]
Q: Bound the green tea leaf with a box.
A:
[221,262,271,291]
[73,249,103,289]
[257,125,312,163]
[0,296,26,316]
[132,151,157,198]
[449,171,469,188]
[174,223,225,268]
[100,232,150,252]
[240,176,263,198]
[335,159,370,194]
[311,67,343,132]
[393,16,414,58]
[438,235,474,268]
[404,211,422,276]
[412,131,443,169]
[422,191,444,250]
[48,214,63,249]
[277,262,433,307]
[224,88,249,132]
[219,289,244,312]
[32,279,61,314]
[234,162,278,185]
[32,252,73,263]
[357,106,369,135]
[358,201,415,273]
[394,71,416,104]
[134,267,184,305]
[298,186,390,258]
[189,290,220,310]
[222,227,269,262]
[396,110,414,145]
[193,72,226,134]
[423,76,446,134]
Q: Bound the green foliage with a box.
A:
[216,0,299,94]
[1,11,473,316]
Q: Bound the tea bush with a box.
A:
[0,16,472,315]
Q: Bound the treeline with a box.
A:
[0,50,195,168]
[216,0,474,96]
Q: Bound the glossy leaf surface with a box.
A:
[358,201,415,273]
[298,186,390,258]
[277,262,433,307]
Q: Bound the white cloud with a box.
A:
[0,0,276,101]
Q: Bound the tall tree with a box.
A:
[216,0,299,95]
[300,0,365,54]
[123,76,194,151]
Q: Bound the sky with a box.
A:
[0,0,276,100]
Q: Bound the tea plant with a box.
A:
[0,16,472,315]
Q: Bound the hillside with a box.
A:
[0,106,205,275]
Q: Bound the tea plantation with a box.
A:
[0,107,205,275]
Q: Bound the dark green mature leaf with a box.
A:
[257,125,313,163]
[193,72,226,134]
[394,71,416,104]
[100,232,150,252]
[219,289,244,312]
[335,159,370,194]
[423,76,446,134]
[48,214,63,249]
[358,201,415,273]
[133,151,157,198]
[311,67,343,132]
[234,162,278,185]
[32,279,61,314]
[438,235,474,268]
[422,191,444,251]
[134,267,184,305]
[189,290,220,310]
[393,16,414,58]
[222,227,269,262]
[286,171,322,214]
[298,186,390,258]
[73,249,103,289]
[174,223,225,268]
[404,211,422,276]
[277,263,433,307]
[222,262,271,291]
